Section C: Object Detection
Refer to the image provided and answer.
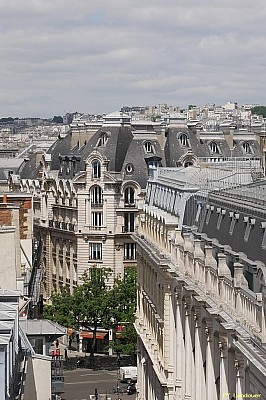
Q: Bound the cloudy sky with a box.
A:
[1,0,266,118]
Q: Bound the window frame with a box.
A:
[89,242,102,260]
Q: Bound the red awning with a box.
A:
[80,331,107,340]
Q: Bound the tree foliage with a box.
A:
[0,117,14,122]
[52,115,63,123]
[251,106,266,118]
[43,267,137,357]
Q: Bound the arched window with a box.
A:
[92,160,101,178]
[209,141,220,154]
[179,133,189,147]
[91,186,102,205]
[242,142,252,154]
[184,160,193,167]
[144,141,153,153]
[124,187,135,205]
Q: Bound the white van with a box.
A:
[119,366,137,383]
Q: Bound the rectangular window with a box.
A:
[124,243,136,260]
[89,243,102,260]
[91,212,103,227]
[124,212,135,232]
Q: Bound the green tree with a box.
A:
[44,267,113,358]
[52,115,63,123]
[110,268,137,356]
[251,106,266,118]
[0,117,14,122]
[43,267,137,358]
[43,286,75,327]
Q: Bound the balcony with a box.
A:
[91,202,103,208]
[84,225,106,233]
[48,220,76,232]
[124,202,136,208]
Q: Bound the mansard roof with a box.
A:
[164,127,209,166]
[190,181,266,266]
[19,153,41,179]
[49,133,72,170]
[121,138,165,188]
[78,125,134,172]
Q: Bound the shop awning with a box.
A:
[80,331,107,340]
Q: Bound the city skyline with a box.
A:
[0,0,266,118]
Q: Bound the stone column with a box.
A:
[194,310,205,400]
[175,289,184,398]
[235,356,245,397]
[205,326,218,400]
[219,337,229,398]
[184,301,193,399]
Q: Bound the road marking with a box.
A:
[65,378,118,385]
[79,372,105,377]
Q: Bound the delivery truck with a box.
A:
[119,366,137,383]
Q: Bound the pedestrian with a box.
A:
[55,338,59,349]
[94,388,98,400]
[64,347,68,360]
[68,337,72,349]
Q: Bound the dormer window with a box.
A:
[209,141,220,154]
[179,133,189,147]
[148,161,158,168]
[98,132,108,147]
[242,141,252,154]
[144,141,153,153]
[92,160,101,178]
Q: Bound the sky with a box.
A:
[1,0,266,118]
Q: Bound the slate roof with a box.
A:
[122,138,165,188]
[79,126,134,172]
[198,181,266,265]
[164,127,209,166]
[19,153,41,179]
[19,119,262,190]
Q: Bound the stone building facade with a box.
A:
[133,167,266,399]
[10,111,266,304]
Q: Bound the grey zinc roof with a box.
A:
[198,181,266,265]
[0,158,25,181]
[49,134,72,170]
[20,318,66,335]
[164,127,209,166]
[122,138,165,188]
[19,153,41,179]
[79,126,134,172]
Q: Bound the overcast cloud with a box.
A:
[1,0,266,117]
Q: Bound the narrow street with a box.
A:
[53,368,136,400]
